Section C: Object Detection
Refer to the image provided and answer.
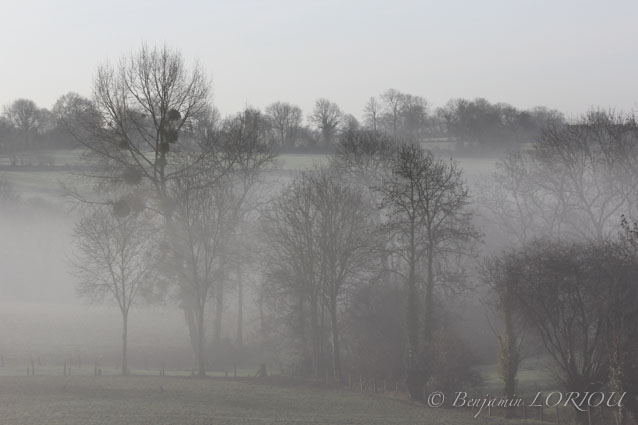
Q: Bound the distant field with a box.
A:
[0,375,545,425]
[0,152,330,200]
[0,150,493,203]
[475,358,559,395]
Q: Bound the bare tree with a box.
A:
[508,239,611,424]
[399,94,429,142]
[380,89,404,137]
[476,151,563,246]
[341,114,360,133]
[265,101,302,149]
[261,169,377,380]
[67,44,220,208]
[312,170,377,382]
[167,173,238,376]
[363,96,380,132]
[3,98,40,164]
[309,98,342,146]
[479,110,638,245]
[166,108,276,376]
[377,143,480,400]
[52,92,100,148]
[331,129,395,181]
[210,108,276,345]
[71,206,159,375]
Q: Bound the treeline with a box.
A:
[0,92,564,162]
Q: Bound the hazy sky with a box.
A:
[1,0,637,119]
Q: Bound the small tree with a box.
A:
[71,206,159,375]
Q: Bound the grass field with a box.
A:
[0,150,493,203]
[0,375,549,425]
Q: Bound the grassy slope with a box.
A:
[0,375,547,425]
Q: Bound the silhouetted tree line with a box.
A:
[1,88,564,161]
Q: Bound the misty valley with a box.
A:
[1,41,638,425]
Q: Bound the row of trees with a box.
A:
[1,92,564,160]
[65,45,483,396]
[259,129,482,398]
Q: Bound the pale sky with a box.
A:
[1,0,637,120]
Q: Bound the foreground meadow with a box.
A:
[0,375,545,425]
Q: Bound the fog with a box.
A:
[0,6,637,421]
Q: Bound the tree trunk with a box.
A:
[122,311,129,376]
[330,297,343,383]
[214,270,225,344]
[310,293,321,377]
[423,249,435,345]
[196,303,206,376]
[184,304,199,365]
[405,223,424,401]
[500,303,519,418]
[236,271,243,348]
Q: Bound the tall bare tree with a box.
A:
[380,89,404,137]
[377,143,480,400]
[71,206,159,375]
[363,96,380,132]
[67,44,220,208]
[166,108,276,376]
[167,173,238,376]
[261,169,377,380]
